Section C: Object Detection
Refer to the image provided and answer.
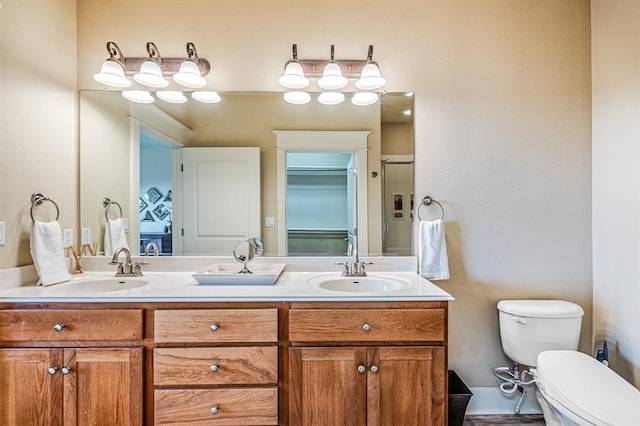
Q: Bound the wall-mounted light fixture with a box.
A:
[94,41,217,104]
[278,44,386,106]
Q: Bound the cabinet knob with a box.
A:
[210,405,219,415]
[210,324,219,332]
[47,367,58,375]
[357,365,366,374]
[370,365,379,373]
[53,323,65,332]
[362,323,371,332]
[210,364,219,373]
[61,367,72,375]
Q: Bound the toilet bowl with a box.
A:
[534,350,640,426]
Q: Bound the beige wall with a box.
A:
[0,0,592,390]
[0,0,77,269]
[592,0,640,387]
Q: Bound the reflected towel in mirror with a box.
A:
[104,218,129,257]
[30,220,71,286]
[418,219,450,280]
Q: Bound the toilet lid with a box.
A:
[536,350,640,425]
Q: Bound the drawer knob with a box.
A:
[61,367,72,375]
[210,364,219,373]
[370,365,379,373]
[47,367,58,375]
[210,405,219,415]
[362,323,371,332]
[357,365,366,374]
[53,323,65,332]
[210,324,219,332]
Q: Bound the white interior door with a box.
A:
[182,147,260,254]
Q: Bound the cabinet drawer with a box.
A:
[0,309,143,342]
[154,388,278,425]
[154,346,278,385]
[154,309,278,343]
[289,308,445,342]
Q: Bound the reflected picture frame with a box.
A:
[144,187,162,204]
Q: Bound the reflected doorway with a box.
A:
[381,157,414,255]
[139,128,174,255]
[286,152,355,256]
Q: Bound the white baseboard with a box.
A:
[465,386,542,415]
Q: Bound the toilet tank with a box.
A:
[497,300,584,367]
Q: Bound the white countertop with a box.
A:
[0,257,453,303]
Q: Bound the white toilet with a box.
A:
[497,299,640,425]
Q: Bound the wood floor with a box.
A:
[463,415,546,425]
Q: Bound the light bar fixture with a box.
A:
[94,41,215,104]
[278,44,386,106]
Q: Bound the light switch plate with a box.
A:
[81,227,91,245]
[0,222,5,246]
[265,217,276,227]
[122,218,129,233]
[63,229,73,248]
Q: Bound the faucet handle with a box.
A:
[335,262,351,275]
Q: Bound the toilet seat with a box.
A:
[535,350,640,426]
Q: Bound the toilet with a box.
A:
[497,299,640,425]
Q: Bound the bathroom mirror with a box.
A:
[79,90,414,257]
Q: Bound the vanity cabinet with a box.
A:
[0,309,144,426]
[0,300,448,425]
[152,308,279,425]
[288,303,447,425]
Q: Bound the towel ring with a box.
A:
[30,193,60,223]
[103,198,123,220]
[416,196,445,221]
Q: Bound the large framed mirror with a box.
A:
[80,91,414,257]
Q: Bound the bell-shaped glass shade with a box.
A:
[355,63,386,90]
[317,92,345,105]
[317,62,348,90]
[351,92,379,106]
[122,90,154,104]
[133,60,169,88]
[278,62,310,89]
[173,61,207,89]
[283,91,311,105]
[192,91,222,103]
[156,91,187,104]
[93,60,131,88]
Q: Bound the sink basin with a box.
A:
[50,278,149,294]
[192,263,286,285]
[310,275,411,293]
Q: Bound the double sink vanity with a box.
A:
[0,256,453,425]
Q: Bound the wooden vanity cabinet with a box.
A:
[152,308,279,425]
[0,308,144,426]
[288,303,448,426]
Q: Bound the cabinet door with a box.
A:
[0,349,63,426]
[367,346,446,426]
[63,348,143,426]
[289,347,367,426]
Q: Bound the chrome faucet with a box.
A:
[337,245,372,277]
[109,247,144,277]
[144,241,160,256]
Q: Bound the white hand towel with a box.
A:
[419,219,450,280]
[30,220,71,286]
[104,218,129,257]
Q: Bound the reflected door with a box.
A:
[182,147,260,254]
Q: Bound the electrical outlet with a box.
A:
[265,217,276,227]
[0,222,5,246]
[62,229,73,248]
[81,228,91,245]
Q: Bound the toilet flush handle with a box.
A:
[511,316,528,325]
